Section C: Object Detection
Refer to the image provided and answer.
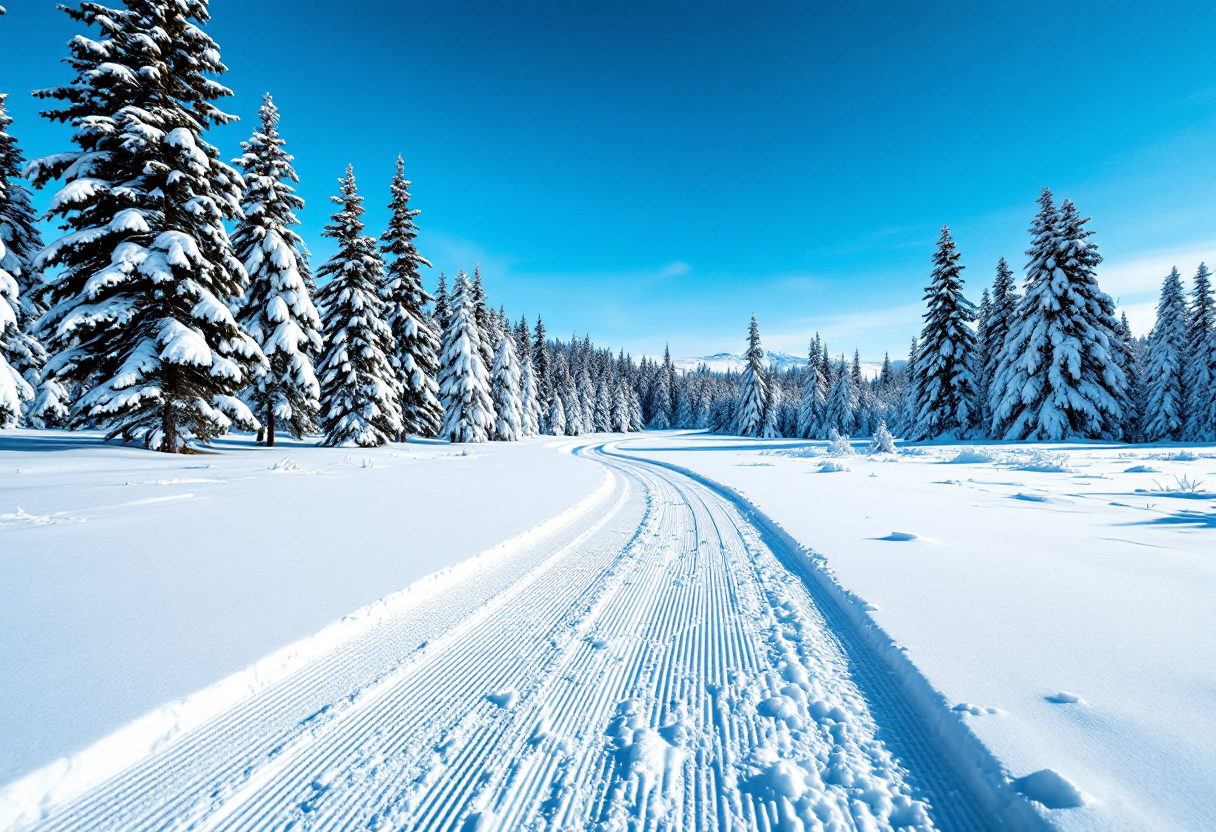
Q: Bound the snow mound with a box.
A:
[0,508,85,530]
[952,703,999,716]
[1149,450,1202,462]
[1123,465,1159,473]
[1013,768,1088,809]
[818,461,850,473]
[946,447,998,464]
[1045,691,1086,705]
[1004,449,1074,473]
[880,531,919,541]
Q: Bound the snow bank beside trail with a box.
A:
[0,430,604,787]
[629,433,1216,832]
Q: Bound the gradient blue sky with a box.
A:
[3,1,1215,360]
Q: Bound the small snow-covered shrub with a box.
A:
[819,460,851,473]
[827,428,855,457]
[869,421,897,455]
[947,446,997,464]
[1149,450,1202,462]
[1149,474,1207,494]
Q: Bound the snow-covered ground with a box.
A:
[0,429,603,787]
[2,429,1213,831]
[626,432,1216,831]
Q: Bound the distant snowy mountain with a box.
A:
[674,351,898,380]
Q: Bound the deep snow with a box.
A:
[626,432,1216,831]
[0,429,602,785]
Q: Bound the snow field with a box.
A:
[0,430,603,788]
[5,439,993,831]
[629,432,1216,831]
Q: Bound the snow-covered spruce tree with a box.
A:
[515,317,540,436]
[870,420,896,454]
[897,337,919,435]
[29,1,263,451]
[761,367,781,438]
[232,93,321,445]
[975,287,991,431]
[822,358,858,436]
[593,375,613,432]
[433,271,449,334]
[576,361,596,433]
[1184,263,1214,441]
[1203,314,1216,440]
[734,315,767,437]
[490,328,523,440]
[314,166,402,447]
[1142,267,1189,442]
[470,265,495,375]
[912,226,978,440]
[1114,311,1142,442]
[556,355,582,436]
[648,363,672,429]
[437,270,493,442]
[795,347,827,439]
[532,314,552,426]
[990,191,1124,440]
[0,238,32,426]
[981,258,1018,436]
[380,156,442,439]
[1,93,68,425]
[548,391,566,436]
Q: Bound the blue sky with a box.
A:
[3,1,1215,360]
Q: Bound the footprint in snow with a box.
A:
[1013,768,1088,809]
[1045,691,1087,705]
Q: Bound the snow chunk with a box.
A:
[486,688,517,709]
[1013,768,1088,809]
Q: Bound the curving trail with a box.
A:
[16,441,1000,832]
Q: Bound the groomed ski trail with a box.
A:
[7,440,1004,832]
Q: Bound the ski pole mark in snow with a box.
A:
[6,443,1008,832]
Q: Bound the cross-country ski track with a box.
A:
[2,439,1041,832]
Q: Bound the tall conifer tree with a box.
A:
[437,271,493,442]
[1142,267,1189,442]
[380,156,442,439]
[990,191,1124,439]
[734,316,767,437]
[912,226,978,439]
[30,0,263,451]
[1184,263,1214,440]
[232,93,321,445]
[315,166,402,447]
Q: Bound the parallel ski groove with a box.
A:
[21,443,1004,832]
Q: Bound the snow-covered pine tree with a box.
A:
[380,156,442,440]
[232,93,321,445]
[822,357,858,436]
[1142,267,1189,442]
[556,354,582,436]
[734,315,767,437]
[981,258,1018,436]
[490,326,523,441]
[314,166,402,447]
[1184,263,1213,441]
[576,361,596,433]
[533,315,552,424]
[1203,312,1216,441]
[437,270,493,442]
[470,265,495,375]
[990,191,1124,440]
[1114,311,1142,443]
[870,420,896,454]
[1,92,67,425]
[761,367,781,438]
[627,379,645,431]
[514,316,540,436]
[433,271,449,334]
[896,337,919,435]
[0,237,32,426]
[912,226,978,440]
[647,363,672,429]
[797,340,828,438]
[548,390,566,436]
[975,287,991,431]
[29,1,263,451]
[593,376,613,432]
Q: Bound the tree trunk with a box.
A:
[161,399,177,454]
[266,400,276,448]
